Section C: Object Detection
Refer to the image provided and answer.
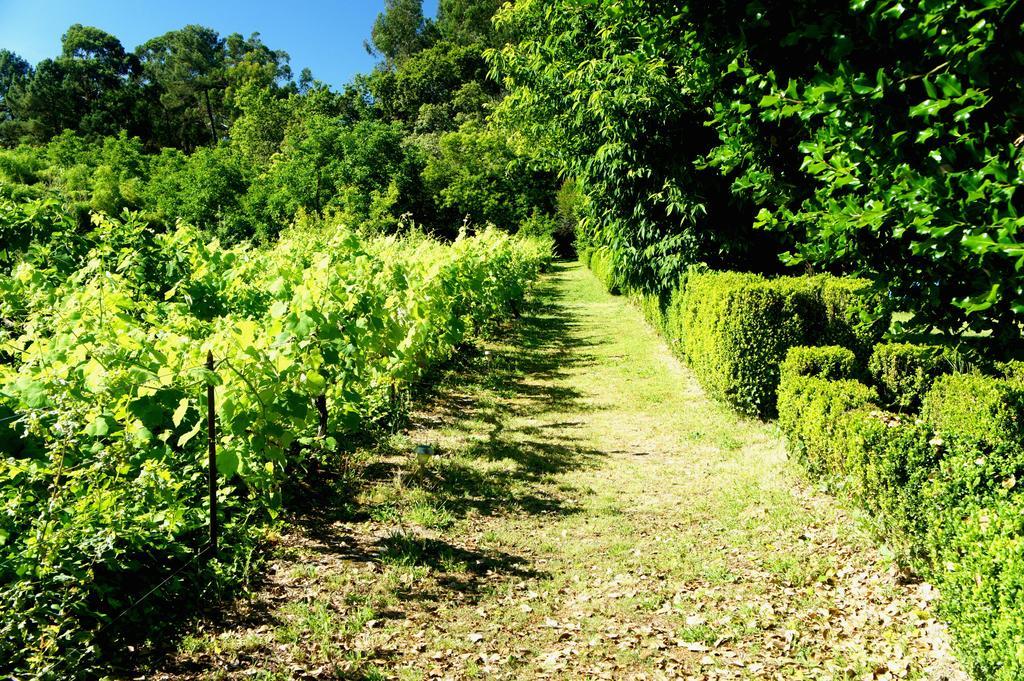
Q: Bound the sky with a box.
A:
[0,0,440,88]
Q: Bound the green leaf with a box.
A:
[85,415,113,437]
[177,419,203,447]
[23,382,48,409]
[305,372,327,393]
[172,398,190,428]
[216,449,239,477]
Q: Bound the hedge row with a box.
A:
[778,350,1024,679]
[580,259,889,417]
[588,247,620,295]
[642,270,887,417]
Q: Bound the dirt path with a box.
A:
[153,262,966,680]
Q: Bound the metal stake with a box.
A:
[207,350,218,556]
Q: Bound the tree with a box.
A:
[490,2,783,290]
[422,120,553,231]
[0,51,32,117]
[437,0,503,44]
[7,25,140,141]
[492,0,1024,345]
[0,50,32,144]
[136,25,230,148]
[366,40,493,129]
[367,0,437,68]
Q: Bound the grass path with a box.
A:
[155,262,966,680]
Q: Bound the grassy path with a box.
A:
[156,262,965,680]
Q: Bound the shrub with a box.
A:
[589,247,620,294]
[922,373,1024,450]
[842,410,937,564]
[820,278,891,360]
[920,375,1024,677]
[776,373,877,477]
[868,343,957,412]
[780,361,1024,677]
[921,374,1024,554]
[627,287,669,335]
[658,271,886,417]
[997,360,1024,385]
[669,271,821,417]
[577,247,592,267]
[935,498,1024,681]
[780,345,857,382]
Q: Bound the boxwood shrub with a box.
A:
[868,343,957,412]
[820,278,891,361]
[780,345,858,383]
[996,359,1024,385]
[923,373,1024,450]
[577,246,593,268]
[779,366,1024,678]
[776,372,877,478]
[935,497,1024,681]
[843,410,938,564]
[633,289,668,335]
[588,248,620,295]
[664,272,885,417]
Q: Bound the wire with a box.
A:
[96,543,214,636]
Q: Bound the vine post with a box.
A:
[207,350,218,557]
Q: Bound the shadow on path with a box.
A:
[141,261,605,679]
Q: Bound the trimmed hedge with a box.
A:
[997,360,1024,384]
[663,271,886,417]
[589,247,620,295]
[780,345,858,382]
[924,375,1024,679]
[843,410,937,564]
[778,364,1024,679]
[936,497,1024,681]
[868,343,957,412]
[577,246,593,268]
[923,373,1024,450]
[820,278,890,360]
[632,289,669,335]
[776,372,877,478]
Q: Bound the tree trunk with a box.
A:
[203,89,218,144]
[316,394,328,439]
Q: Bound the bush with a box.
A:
[820,278,891,360]
[776,373,877,477]
[668,272,820,416]
[936,497,1024,681]
[577,247,592,267]
[780,366,1024,678]
[780,345,858,383]
[923,373,1024,450]
[921,375,1024,678]
[868,343,957,412]
[589,247,620,294]
[920,375,1024,553]
[656,271,886,417]
[997,360,1024,385]
[842,410,937,564]
[634,291,667,334]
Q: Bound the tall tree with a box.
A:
[367,0,437,68]
[0,50,32,144]
[436,0,503,44]
[7,25,139,141]
[137,25,229,148]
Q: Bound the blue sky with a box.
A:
[0,0,440,88]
